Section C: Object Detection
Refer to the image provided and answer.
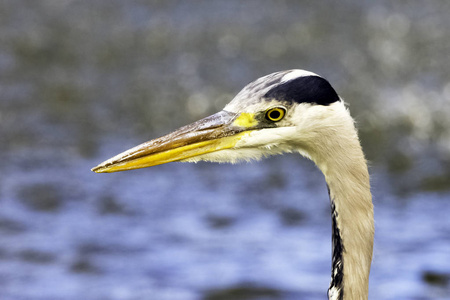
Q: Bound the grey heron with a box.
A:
[92,69,374,300]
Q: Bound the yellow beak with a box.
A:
[91,111,257,173]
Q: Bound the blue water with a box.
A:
[1,141,449,299]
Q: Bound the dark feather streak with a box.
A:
[328,185,344,300]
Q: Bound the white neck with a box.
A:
[299,104,374,300]
[323,146,373,300]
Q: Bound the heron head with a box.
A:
[92,69,343,173]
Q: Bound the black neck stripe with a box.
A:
[328,185,344,300]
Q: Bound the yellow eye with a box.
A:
[265,107,286,122]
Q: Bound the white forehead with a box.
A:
[280,69,320,83]
[281,69,320,83]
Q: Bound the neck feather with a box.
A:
[302,105,374,300]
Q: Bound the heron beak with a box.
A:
[92,110,258,173]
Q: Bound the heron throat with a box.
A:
[291,102,374,300]
[309,120,374,300]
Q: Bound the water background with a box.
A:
[1,1,449,299]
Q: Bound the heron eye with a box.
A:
[265,107,286,122]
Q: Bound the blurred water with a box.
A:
[1,1,450,300]
[1,149,449,300]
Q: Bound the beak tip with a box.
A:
[91,164,108,173]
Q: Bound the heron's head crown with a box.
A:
[225,69,340,114]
